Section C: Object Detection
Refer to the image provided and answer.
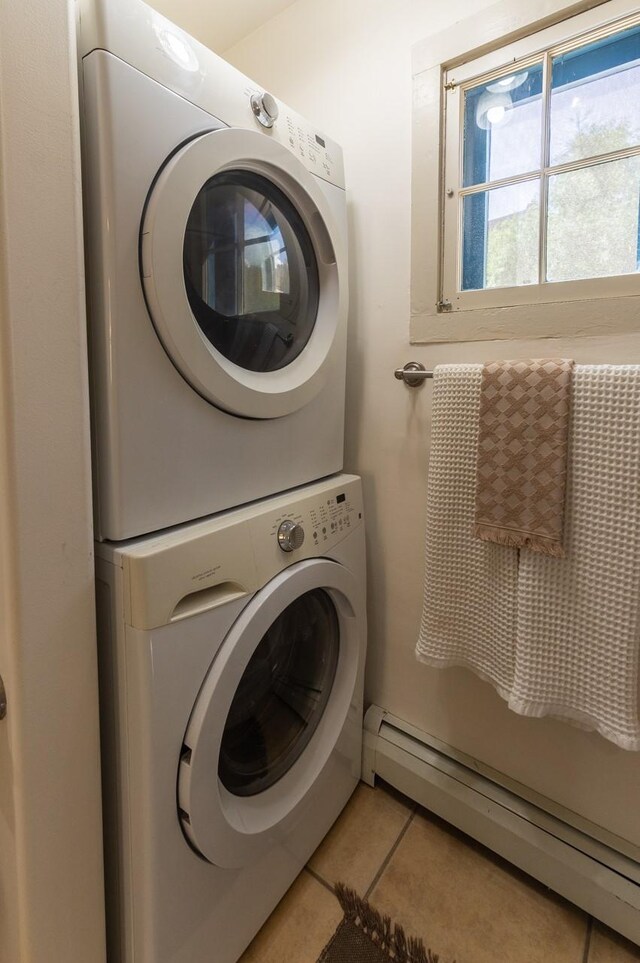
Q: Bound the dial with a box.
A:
[277,519,305,553]
[250,91,279,129]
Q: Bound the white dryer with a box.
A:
[95,474,366,963]
[78,0,349,540]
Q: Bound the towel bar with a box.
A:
[394,362,434,386]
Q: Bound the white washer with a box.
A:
[95,474,366,963]
[78,0,349,541]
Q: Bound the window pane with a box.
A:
[462,180,540,290]
[463,63,543,187]
[550,24,640,166]
[546,155,640,282]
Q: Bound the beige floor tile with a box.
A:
[590,923,640,962]
[369,811,588,963]
[239,870,341,963]
[307,780,412,893]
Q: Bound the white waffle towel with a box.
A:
[416,364,519,699]
[512,365,640,750]
[417,363,640,751]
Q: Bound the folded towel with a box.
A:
[474,359,574,557]
[512,365,640,750]
[416,364,519,698]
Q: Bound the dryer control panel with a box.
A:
[280,112,338,185]
[79,0,345,190]
[243,82,343,188]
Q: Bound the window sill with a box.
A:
[411,293,640,344]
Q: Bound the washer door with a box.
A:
[141,127,344,419]
[177,559,361,868]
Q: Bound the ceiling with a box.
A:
[147,0,297,53]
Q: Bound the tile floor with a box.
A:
[240,780,640,963]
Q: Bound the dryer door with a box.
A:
[177,558,362,868]
[141,127,345,420]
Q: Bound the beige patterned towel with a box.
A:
[474,359,574,557]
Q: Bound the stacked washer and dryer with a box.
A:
[78,1,367,961]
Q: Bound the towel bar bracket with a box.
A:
[394,362,434,387]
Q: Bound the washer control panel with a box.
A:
[106,476,363,629]
[277,519,305,553]
[267,485,360,557]
[307,490,357,546]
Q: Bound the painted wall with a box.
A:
[148,0,297,53]
[0,1,105,960]
[225,0,640,828]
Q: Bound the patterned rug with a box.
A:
[317,884,442,963]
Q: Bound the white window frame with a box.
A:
[411,0,640,343]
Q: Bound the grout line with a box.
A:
[364,810,416,902]
[582,916,593,963]
[304,865,335,895]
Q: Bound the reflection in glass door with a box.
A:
[183,170,320,373]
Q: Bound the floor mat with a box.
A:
[317,884,444,963]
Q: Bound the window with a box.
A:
[411,0,640,343]
[447,14,640,304]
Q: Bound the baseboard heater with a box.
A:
[362,705,640,945]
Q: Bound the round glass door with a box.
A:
[218,588,339,796]
[177,558,361,868]
[141,128,344,419]
[183,170,320,373]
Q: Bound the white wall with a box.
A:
[148,0,297,53]
[226,0,640,800]
[0,1,105,960]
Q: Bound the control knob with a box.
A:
[277,519,304,553]
[250,90,279,129]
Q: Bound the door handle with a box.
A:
[0,674,6,720]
